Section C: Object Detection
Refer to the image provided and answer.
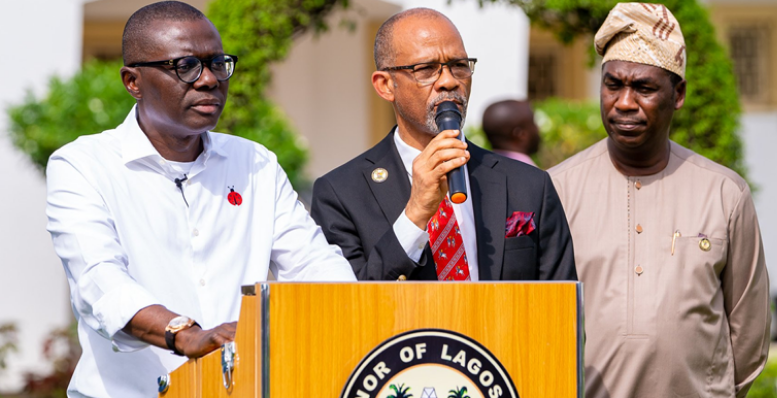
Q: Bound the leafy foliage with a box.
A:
[532,98,606,168]
[748,355,777,398]
[0,323,18,371]
[466,98,605,169]
[8,0,351,187]
[207,0,350,186]
[477,0,745,176]
[448,386,471,398]
[20,322,81,398]
[388,383,413,398]
[7,60,135,174]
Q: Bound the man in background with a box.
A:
[46,2,354,396]
[549,3,769,397]
[482,99,540,167]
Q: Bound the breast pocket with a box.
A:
[502,236,538,280]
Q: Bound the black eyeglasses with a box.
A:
[382,58,477,86]
[128,54,238,84]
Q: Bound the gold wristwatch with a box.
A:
[165,316,199,356]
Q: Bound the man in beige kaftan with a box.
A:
[549,3,770,398]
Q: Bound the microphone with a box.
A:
[435,101,467,204]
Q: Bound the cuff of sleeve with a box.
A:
[393,210,429,263]
[92,282,161,341]
[111,330,150,353]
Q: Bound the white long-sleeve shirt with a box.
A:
[46,107,355,397]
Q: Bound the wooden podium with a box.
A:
[159,282,583,398]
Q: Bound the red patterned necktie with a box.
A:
[427,197,470,281]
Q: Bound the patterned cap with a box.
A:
[595,3,686,78]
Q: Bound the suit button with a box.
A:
[397,275,407,281]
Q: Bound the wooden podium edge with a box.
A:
[576,282,585,398]
[259,283,270,398]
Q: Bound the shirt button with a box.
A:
[200,279,206,286]
[192,228,200,237]
[635,180,642,190]
[635,265,644,275]
[158,159,166,166]
[636,224,643,234]
[187,179,192,186]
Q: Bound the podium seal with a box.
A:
[341,329,518,398]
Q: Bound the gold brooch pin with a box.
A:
[371,168,388,183]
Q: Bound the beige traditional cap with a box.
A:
[595,2,686,78]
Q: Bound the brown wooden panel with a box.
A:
[163,295,261,397]
[266,282,579,398]
[159,357,199,398]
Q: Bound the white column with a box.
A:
[0,0,90,392]
[740,113,777,294]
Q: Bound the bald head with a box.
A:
[373,8,458,70]
[122,1,209,65]
[482,100,540,155]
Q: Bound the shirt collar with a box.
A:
[393,127,422,178]
[492,149,537,167]
[120,105,228,165]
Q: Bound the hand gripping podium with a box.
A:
[158,282,583,398]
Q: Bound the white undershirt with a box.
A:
[391,129,480,280]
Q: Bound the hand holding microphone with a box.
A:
[435,101,467,204]
[404,101,470,231]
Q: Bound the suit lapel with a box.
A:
[362,130,412,223]
[468,145,507,280]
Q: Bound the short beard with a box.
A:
[426,92,468,134]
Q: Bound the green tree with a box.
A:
[476,0,745,176]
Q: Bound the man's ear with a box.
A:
[121,66,142,101]
[674,79,686,110]
[371,71,395,102]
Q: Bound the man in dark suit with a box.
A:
[311,8,576,281]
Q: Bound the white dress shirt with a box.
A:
[391,130,480,280]
[46,107,355,398]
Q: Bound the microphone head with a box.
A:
[435,101,462,132]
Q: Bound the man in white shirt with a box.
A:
[310,8,575,282]
[45,2,355,397]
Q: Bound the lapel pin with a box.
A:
[698,233,711,251]
[371,168,388,183]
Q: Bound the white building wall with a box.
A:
[0,0,91,392]
[740,113,777,293]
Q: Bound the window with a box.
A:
[528,53,557,101]
[729,25,771,104]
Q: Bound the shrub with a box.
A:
[7,0,350,188]
[466,98,605,169]
[7,61,134,174]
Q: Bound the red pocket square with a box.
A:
[505,211,536,238]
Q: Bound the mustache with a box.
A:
[427,93,468,114]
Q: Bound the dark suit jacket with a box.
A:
[310,129,577,281]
